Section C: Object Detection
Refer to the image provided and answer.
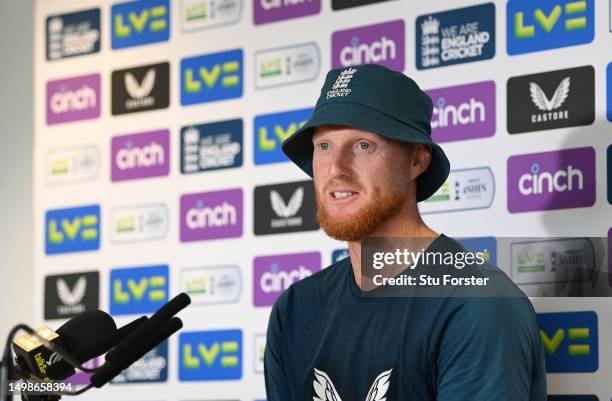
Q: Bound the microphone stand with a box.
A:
[0,324,95,401]
[1,324,30,401]
[1,293,190,401]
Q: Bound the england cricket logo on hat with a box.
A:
[326,67,357,99]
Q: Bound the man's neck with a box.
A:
[347,220,439,290]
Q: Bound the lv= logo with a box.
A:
[185,62,240,92]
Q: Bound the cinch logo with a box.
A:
[46,74,100,125]
[253,108,312,165]
[507,0,594,55]
[253,334,266,373]
[416,3,495,70]
[180,188,243,242]
[255,42,320,89]
[46,8,100,60]
[46,145,99,185]
[537,311,598,373]
[332,20,405,71]
[44,271,99,319]
[420,167,495,214]
[112,341,168,383]
[253,251,321,306]
[181,119,243,174]
[507,147,595,213]
[520,165,582,193]
[507,66,594,134]
[111,203,169,243]
[179,329,242,381]
[111,130,170,182]
[181,49,243,105]
[254,180,319,235]
[607,63,612,122]
[457,237,497,265]
[180,265,242,305]
[253,0,320,25]
[111,0,170,49]
[181,0,242,32]
[111,62,170,115]
[110,265,169,315]
[45,205,100,255]
[426,81,496,143]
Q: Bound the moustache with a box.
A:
[322,180,363,193]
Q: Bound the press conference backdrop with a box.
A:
[33,0,611,399]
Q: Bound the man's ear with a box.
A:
[412,144,432,176]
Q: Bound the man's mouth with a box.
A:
[329,190,359,203]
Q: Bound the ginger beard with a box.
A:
[315,180,409,242]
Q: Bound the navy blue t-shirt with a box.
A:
[264,234,547,400]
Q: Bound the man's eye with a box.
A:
[320,143,329,150]
[359,142,370,150]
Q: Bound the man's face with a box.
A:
[312,125,429,242]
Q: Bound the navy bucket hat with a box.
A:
[281,64,450,202]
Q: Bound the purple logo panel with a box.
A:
[47,74,101,125]
[332,20,405,72]
[253,0,320,25]
[507,147,595,213]
[253,251,321,306]
[180,189,243,242]
[426,81,496,142]
[111,130,170,182]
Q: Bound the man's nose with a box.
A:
[328,147,353,177]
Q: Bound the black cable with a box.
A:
[1,324,100,401]
[2,324,35,401]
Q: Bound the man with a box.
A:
[264,64,546,400]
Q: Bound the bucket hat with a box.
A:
[281,63,450,202]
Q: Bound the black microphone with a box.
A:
[55,311,116,354]
[3,295,188,401]
[71,316,147,363]
[12,311,117,382]
[104,293,190,364]
[90,317,183,388]
[45,316,148,380]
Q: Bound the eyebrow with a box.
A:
[312,134,381,144]
[312,133,329,143]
